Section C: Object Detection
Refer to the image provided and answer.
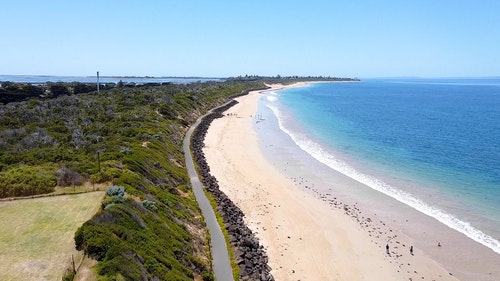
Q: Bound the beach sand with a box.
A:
[202,84,486,280]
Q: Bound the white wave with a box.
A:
[265,91,279,102]
[266,96,278,102]
[267,104,500,255]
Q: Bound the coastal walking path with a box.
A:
[183,106,234,281]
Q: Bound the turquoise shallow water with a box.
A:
[265,78,500,254]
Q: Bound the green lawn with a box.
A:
[0,192,104,281]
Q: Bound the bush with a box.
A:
[115,169,142,188]
[75,223,115,260]
[0,165,57,198]
[103,185,127,208]
[0,80,268,279]
[142,200,158,211]
[90,166,122,184]
[202,271,215,281]
[106,185,125,197]
[158,103,177,119]
[62,267,76,281]
[57,167,84,186]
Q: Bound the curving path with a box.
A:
[183,111,234,281]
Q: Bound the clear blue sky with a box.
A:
[2,0,500,78]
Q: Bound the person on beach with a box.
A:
[410,245,414,255]
[386,244,390,255]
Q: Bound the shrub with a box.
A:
[103,185,127,208]
[158,103,177,119]
[115,169,142,188]
[75,223,115,260]
[106,185,125,197]
[119,146,132,155]
[62,267,76,281]
[202,271,215,281]
[90,167,121,184]
[0,165,57,198]
[142,200,158,211]
[57,167,84,186]
[0,80,268,279]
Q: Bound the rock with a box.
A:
[189,92,274,281]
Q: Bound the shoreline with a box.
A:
[256,82,500,280]
[203,83,469,280]
[189,96,273,280]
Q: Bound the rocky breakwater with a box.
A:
[190,97,274,281]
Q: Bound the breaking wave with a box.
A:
[267,104,500,254]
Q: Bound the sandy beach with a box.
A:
[201,83,474,280]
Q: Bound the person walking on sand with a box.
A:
[386,244,390,255]
[410,245,414,255]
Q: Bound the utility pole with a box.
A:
[97,71,100,93]
[97,151,101,173]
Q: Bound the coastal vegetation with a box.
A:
[0,76,355,280]
[0,80,263,280]
[0,76,358,105]
[227,74,360,83]
[0,81,109,104]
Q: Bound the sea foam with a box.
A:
[267,103,500,255]
[266,91,278,102]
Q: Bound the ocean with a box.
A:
[0,74,219,84]
[259,78,500,255]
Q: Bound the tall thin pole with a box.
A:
[97,71,100,93]
[97,151,101,173]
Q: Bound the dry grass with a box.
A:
[0,191,104,281]
[52,182,108,195]
[74,255,98,281]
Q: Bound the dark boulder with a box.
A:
[190,90,273,281]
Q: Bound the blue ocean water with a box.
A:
[270,78,500,254]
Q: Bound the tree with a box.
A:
[73,82,95,94]
[57,167,84,187]
[49,83,70,97]
[23,84,44,97]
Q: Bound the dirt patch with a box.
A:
[75,256,98,281]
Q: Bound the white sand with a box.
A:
[203,84,459,280]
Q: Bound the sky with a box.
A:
[2,0,500,78]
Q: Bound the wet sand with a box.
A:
[202,84,480,280]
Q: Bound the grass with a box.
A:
[74,255,98,281]
[0,81,268,279]
[52,182,107,195]
[0,191,104,281]
[205,190,240,280]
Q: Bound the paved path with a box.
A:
[183,112,234,281]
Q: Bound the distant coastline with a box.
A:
[89,75,222,79]
[0,74,221,84]
[0,74,359,84]
[0,75,359,105]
